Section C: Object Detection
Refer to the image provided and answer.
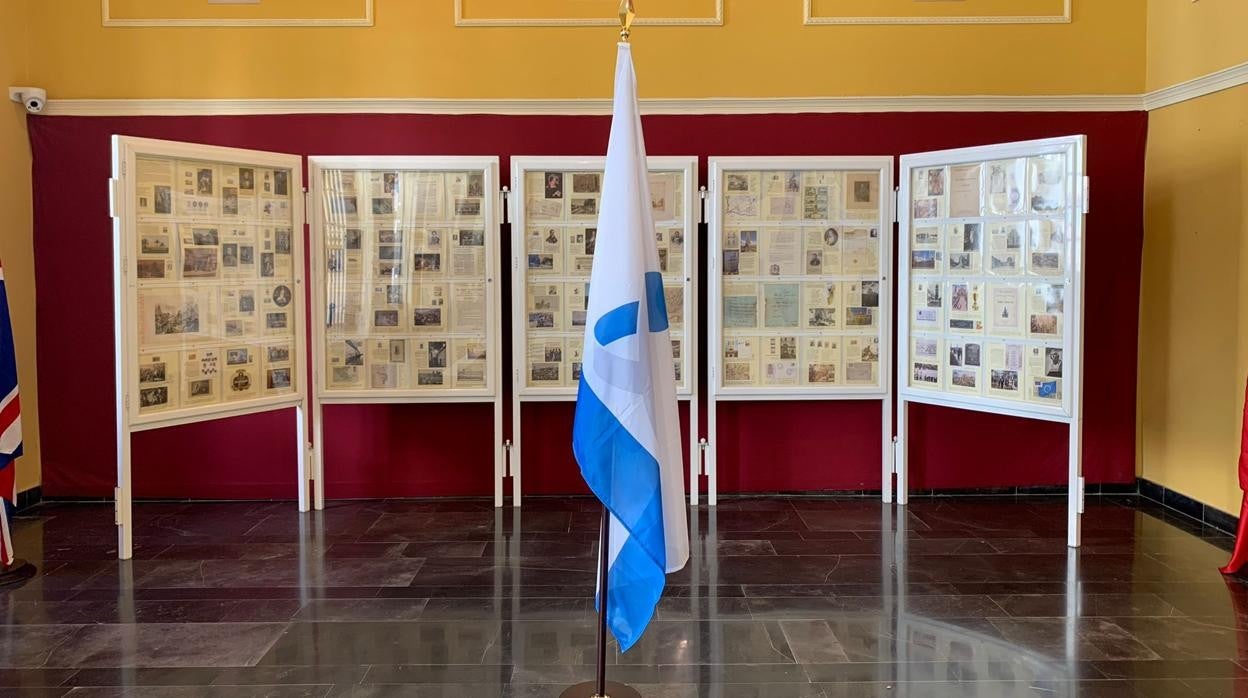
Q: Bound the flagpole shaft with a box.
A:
[596,507,610,697]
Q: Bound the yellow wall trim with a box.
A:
[453,0,723,27]
[1143,60,1248,112]
[804,0,1071,25]
[101,0,375,27]
[39,94,1146,117]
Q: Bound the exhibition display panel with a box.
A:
[896,135,1088,546]
[510,156,699,502]
[309,157,505,505]
[705,157,895,505]
[111,136,308,559]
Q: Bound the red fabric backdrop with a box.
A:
[27,111,1147,499]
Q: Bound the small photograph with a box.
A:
[808,363,836,383]
[531,364,560,382]
[962,223,981,252]
[229,369,252,393]
[1046,347,1063,377]
[141,235,170,255]
[379,245,403,261]
[240,246,254,264]
[454,199,481,217]
[861,342,879,362]
[372,197,396,216]
[192,228,220,246]
[854,179,872,204]
[378,262,403,277]
[196,168,213,195]
[1031,313,1059,335]
[417,370,444,386]
[1006,227,1022,249]
[226,349,250,366]
[573,173,600,194]
[571,198,598,216]
[572,310,587,327]
[327,249,344,273]
[272,285,292,308]
[991,369,1019,391]
[189,379,212,398]
[137,260,166,279]
[965,343,982,366]
[260,253,276,277]
[332,366,357,384]
[913,199,939,219]
[545,346,563,363]
[544,172,564,199]
[585,228,597,254]
[846,307,873,326]
[927,168,945,196]
[413,253,442,273]
[154,186,172,214]
[823,227,839,246]
[139,362,166,383]
[670,229,684,246]
[383,172,399,194]
[911,250,937,270]
[222,243,239,267]
[769,264,781,276]
[274,170,290,197]
[139,386,168,408]
[239,168,255,191]
[784,171,800,194]
[374,310,400,327]
[722,250,740,275]
[926,284,942,308]
[780,336,797,360]
[951,284,969,312]
[223,188,238,216]
[949,253,971,271]
[332,196,358,216]
[466,343,487,360]
[267,367,292,390]
[991,255,1017,271]
[726,173,751,192]
[739,230,758,253]
[385,285,403,305]
[949,346,963,367]
[224,320,245,337]
[275,229,292,255]
[528,312,555,329]
[806,250,823,273]
[467,172,485,198]
[809,308,837,327]
[914,338,937,357]
[182,248,219,278]
[912,362,939,384]
[860,281,880,308]
[951,369,977,388]
[378,228,400,244]
[528,254,555,271]
[413,308,442,326]
[267,346,290,363]
[949,319,976,331]
[1032,252,1061,270]
[266,312,288,330]
[459,229,485,246]
[428,341,448,368]
[343,229,362,250]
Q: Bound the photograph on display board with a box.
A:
[517,164,690,392]
[316,166,493,396]
[899,140,1080,417]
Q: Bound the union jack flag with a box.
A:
[0,260,23,566]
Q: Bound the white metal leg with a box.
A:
[688,394,699,507]
[1068,419,1083,548]
[494,395,504,508]
[117,431,133,560]
[511,391,522,507]
[896,398,909,506]
[299,402,312,512]
[707,396,718,506]
[881,395,893,504]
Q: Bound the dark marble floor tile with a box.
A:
[654,596,752,621]
[0,625,85,667]
[420,597,587,622]
[44,623,287,668]
[208,664,368,687]
[0,668,77,687]
[293,599,429,622]
[64,687,331,697]
[1092,659,1247,679]
[990,593,1180,618]
[257,622,504,666]
[61,667,219,686]
[987,617,1162,661]
[361,664,512,684]
[1183,677,1248,698]
[619,620,796,666]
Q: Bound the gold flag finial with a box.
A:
[619,0,636,41]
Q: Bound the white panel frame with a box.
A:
[509,156,700,505]
[308,156,506,508]
[111,136,310,560]
[704,156,895,506]
[895,135,1087,548]
[102,0,375,27]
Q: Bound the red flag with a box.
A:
[1219,376,1248,575]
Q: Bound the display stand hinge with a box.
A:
[503,439,513,477]
[892,187,900,225]
[109,178,122,219]
[500,187,511,226]
[1082,177,1090,214]
[698,438,708,476]
[891,437,900,474]
[698,186,708,226]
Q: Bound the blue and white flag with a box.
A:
[572,41,689,652]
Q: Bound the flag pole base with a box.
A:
[0,559,35,588]
[559,681,642,698]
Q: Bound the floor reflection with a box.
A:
[0,495,1243,696]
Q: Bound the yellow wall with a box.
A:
[25,0,1146,99]
[0,0,42,494]
[1139,0,1248,513]
[1146,0,1248,91]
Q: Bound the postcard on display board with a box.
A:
[841,227,880,275]
[987,283,1024,337]
[804,281,840,330]
[1027,283,1064,339]
[367,338,410,390]
[945,338,983,396]
[527,337,565,387]
[985,340,1025,400]
[137,352,180,414]
[222,344,260,402]
[946,281,985,334]
[722,282,760,330]
[805,226,843,276]
[453,338,489,388]
[801,170,841,222]
[761,335,800,386]
[844,281,880,330]
[327,338,366,389]
[177,161,220,219]
[262,342,295,395]
[844,171,880,221]
[910,281,943,333]
[909,336,943,390]
[135,157,175,218]
[844,335,880,386]
[948,163,982,219]
[1026,345,1064,404]
[655,227,685,277]
[410,283,447,332]
[1028,219,1066,277]
[803,336,841,386]
[721,336,757,387]
[985,159,1026,216]
[410,338,449,389]
[945,223,981,275]
[526,171,567,221]
[527,282,563,333]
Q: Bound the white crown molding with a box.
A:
[803,0,1070,25]
[40,94,1145,117]
[101,0,374,27]
[453,0,722,27]
[1143,60,1248,111]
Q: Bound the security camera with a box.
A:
[8,87,47,114]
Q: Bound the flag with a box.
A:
[572,41,689,652]
[1219,375,1248,574]
[0,260,23,567]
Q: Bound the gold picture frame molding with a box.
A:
[101,0,375,27]
[453,0,723,27]
[803,0,1071,25]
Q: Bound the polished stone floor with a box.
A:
[0,495,1244,696]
